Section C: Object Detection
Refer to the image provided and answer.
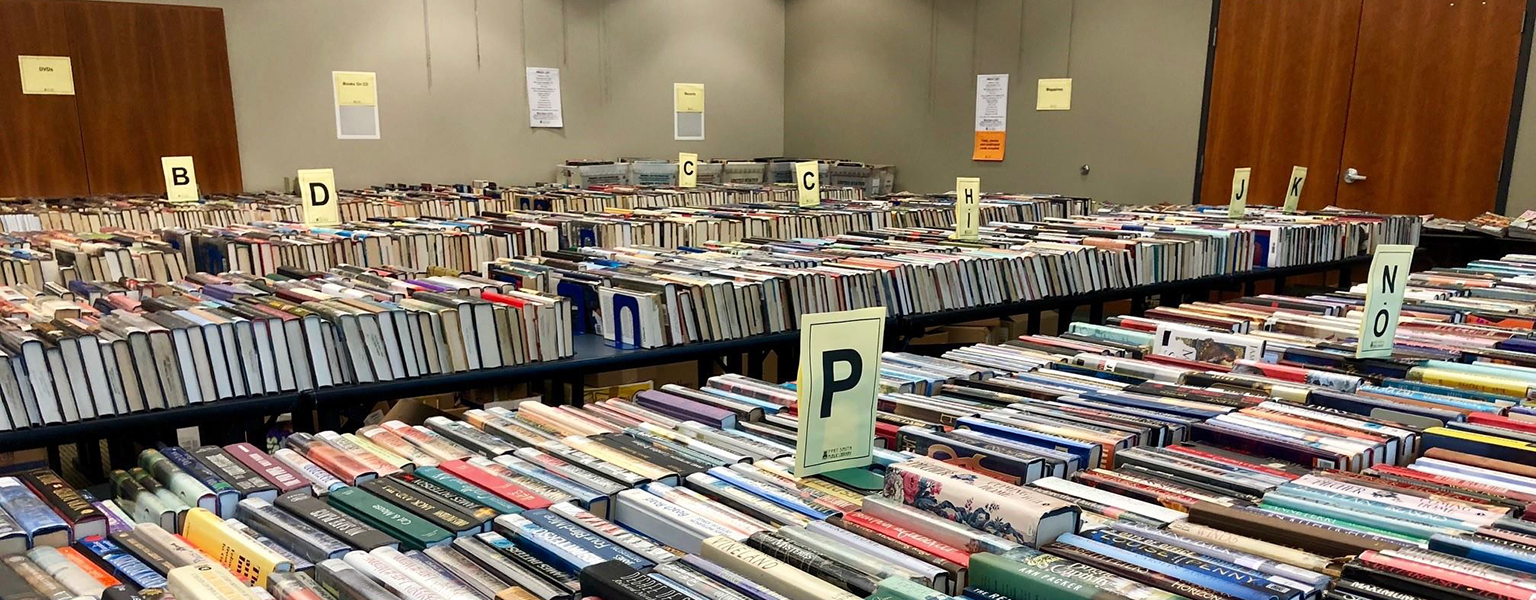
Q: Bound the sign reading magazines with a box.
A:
[1356,244,1416,358]
[795,307,886,477]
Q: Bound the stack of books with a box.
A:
[0,265,575,431]
[3,337,1536,600]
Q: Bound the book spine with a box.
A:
[421,545,515,598]
[125,523,210,568]
[274,490,396,551]
[340,550,439,600]
[411,466,526,515]
[0,476,70,543]
[359,477,478,535]
[698,536,863,600]
[326,486,453,551]
[21,469,103,535]
[471,531,581,593]
[519,509,653,569]
[180,507,291,586]
[492,513,607,575]
[391,472,498,526]
[547,501,678,565]
[224,443,306,492]
[235,497,350,562]
[743,531,882,594]
[315,558,403,600]
[76,535,170,590]
[578,560,692,600]
[438,460,553,510]
[167,563,257,600]
[1034,543,1233,600]
[4,553,74,600]
[192,446,277,499]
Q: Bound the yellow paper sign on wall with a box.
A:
[795,161,820,207]
[674,83,705,113]
[298,168,340,225]
[333,71,377,107]
[678,152,698,188]
[161,156,200,202]
[18,56,74,95]
[1037,78,1072,110]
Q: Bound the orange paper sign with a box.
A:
[973,131,1006,161]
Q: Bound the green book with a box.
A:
[325,486,452,550]
[869,576,953,600]
[968,551,1184,600]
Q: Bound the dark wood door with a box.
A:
[1200,0,1364,210]
[66,1,243,195]
[1334,0,1526,218]
[0,0,90,197]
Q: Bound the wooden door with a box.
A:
[1200,0,1364,210]
[0,0,90,197]
[66,1,243,195]
[1334,0,1526,219]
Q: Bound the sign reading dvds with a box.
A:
[795,306,885,477]
[1283,166,1308,213]
[1356,244,1416,358]
[678,152,698,188]
[952,177,981,241]
[160,156,199,202]
[298,168,340,226]
[796,161,820,207]
[1228,167,1251,218]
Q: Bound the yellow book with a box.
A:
[1411,367,1534,398]
[167,563,259,600]
[179,508,290,586]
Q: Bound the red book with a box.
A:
[1358,550,1534,600]
[224,443,306,492]
[438,459,552,510]
[1467,412,1536,436]
[1142,354,1232,372]
[840,510,971,566]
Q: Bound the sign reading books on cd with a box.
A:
[678,152,698,188]
[795,306,886,478]
[795,161,820,207]
[972,74,1008,161]
[160,156,199,202]
[298,168,340,226]
[1356,244,1416,359]
[332,71,380,140]
[1283,166,1308,213]
[952,177,981,241]
[1228,167,1252,218]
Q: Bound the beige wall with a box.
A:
[129,0,786,190]
[783,0,1214,203]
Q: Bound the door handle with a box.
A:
[1344,168,1367,184]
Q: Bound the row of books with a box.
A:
[1425,210,1536,240]
[0,193,1090,287]
[2,336,1535,600]
[553,157,896,195]
[0,265,576,431]
[0,178,873,235]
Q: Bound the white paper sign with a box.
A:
[796,307,886,477]
[1356,245,1417,358]
[975,74,1009,133]
[526,67,563,128]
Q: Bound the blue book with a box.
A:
[0,477,70,547]
[492,456,609,518]
[1428,533,1536,575]
[492,513,606,576]
[519,509,653,569]
[1084,529,1303,600]
[1268,486,1476,533]
[956,417,1100,470]
[1057,533,1279,600]
[75,535,168,589]
[704,467,829,520]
